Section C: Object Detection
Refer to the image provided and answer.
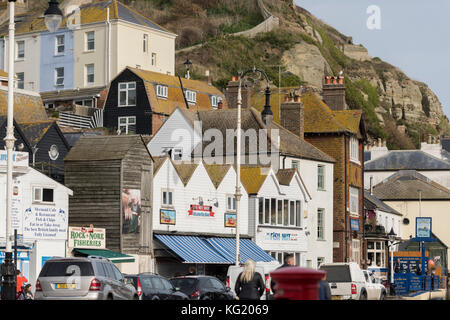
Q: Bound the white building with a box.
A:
[0,151,73,288]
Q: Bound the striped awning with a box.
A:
[206,237,276,263]
[155,234,230,264]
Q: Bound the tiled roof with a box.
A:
[20,121,54,146]
[365,150,450,171]
[240,166,270,194]
[127,67,226,115]
[251,90,361,134]
[204,163,232,188]
[0,88,48,123]
[40,86,107,102]
[64,134,149,161]
[276,168,296,186]
[373,170,450,200]
[364,191,402,216]
[171,161,199,186]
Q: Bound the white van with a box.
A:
[319,262,368,300]
[226,261,281,300]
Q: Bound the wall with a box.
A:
[40,29,74,92]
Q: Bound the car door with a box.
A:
[111,264,133,300]
[104,263,124,300]
[210,278,228,300]
[160,277,177,299]
[363,271,376,300]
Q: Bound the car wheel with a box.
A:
[359,291,367,300]
[152,297,160,301]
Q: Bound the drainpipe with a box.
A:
[344,135,348,263]
[106,7,110,84]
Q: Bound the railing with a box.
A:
[58,108,103,129]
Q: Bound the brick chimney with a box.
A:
[225,76,252,109]
[322,75,347,110]
[280,92,304,139]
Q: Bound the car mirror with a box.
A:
[225,287,231,292]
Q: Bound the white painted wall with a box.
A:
[374,209,402,238]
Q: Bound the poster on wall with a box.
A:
[160,209,176,225]
[11,184,23,233]
[416,217,432,239]
[22,206,68,240]
[224,213,236,227]
[188,205,214,217]
[122,189,141,234]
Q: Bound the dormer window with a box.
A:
[185,90,196,104]
[156,85,168,98]
[211,96,221,109]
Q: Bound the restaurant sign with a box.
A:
[188,205,215,217]
[68,226,106,249]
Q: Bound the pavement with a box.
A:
[386,289,447,300]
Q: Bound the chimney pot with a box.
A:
[332,77,337,85]
[295,95,301,103]
[231,76,236,81]
[284,95,290,102]
[338,76,344,84]
[325,76,331,84]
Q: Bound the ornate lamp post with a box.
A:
[184,58,192,80]
[1,0,62,300]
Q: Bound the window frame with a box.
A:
[185,90,196,104]
[143,34,148,53]
[317,208,325,240]
[317,165,325,190]
[118,116,136,134]
[55,34,65,55]
[258,197,301,227]
[156,84,168,99]
[118,82,136,107]
[85,31,95,51]
[226,195,236,212]
[351,239,361,264]
[151,53,156,66]
[55,67,64,86]
[350,136,360,164]
[85,64,94,85]
[162,189,174,207]
[32,186,55,204]
[16,40,25,60]
[349,186,360,216]
[16,72,24,89]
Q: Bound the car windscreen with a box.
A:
[40,261,95,277]
[170,278,198,294]
[320,265,351,283]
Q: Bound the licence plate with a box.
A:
[331,295,342,300]
[55,283,76,289]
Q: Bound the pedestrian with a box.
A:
[16,269,27,295]
[186,266,196,276]
[23,284,34,300]
[318,273,331,300]
[270,253,295,295]
[234,259,265,300]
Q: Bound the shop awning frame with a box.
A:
[73,248,135,263]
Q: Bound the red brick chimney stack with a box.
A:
[225,76,252,109]
[280,91,304,139]
[322,75,347,110]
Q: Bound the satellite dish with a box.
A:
[49,144,59,160]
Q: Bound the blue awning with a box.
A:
[206,237,276,263]
[155,234,230,264]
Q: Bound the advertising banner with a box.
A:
[68,226,106,249]
[122,189,141,234]
[224,212,236,227]
[23,206,68,240]
[416,217,432,239]
[160,209,176,225]
[188,205,215,217]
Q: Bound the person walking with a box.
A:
[16,270,27,296]
[234,259,265,300]
[318,273,331,300]
[270,253,295,295]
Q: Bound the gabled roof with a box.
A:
[0,0,175,37]
[373,170,450,201]
[64,134,150,161]
[152,156,169,175]
[125,67,226,115]
[276,168,296,186]
[0,88,48,123]
[364,191,402,216]
[192,107,335,163]
[204,163,232,188]
[171,161,199,186]
[365,150,450,171]
[20,121,55,146]
[240,166,271,194]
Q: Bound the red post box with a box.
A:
[270,267,325,300]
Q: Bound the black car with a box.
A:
[170,276,235,300]
[125,273,189,300]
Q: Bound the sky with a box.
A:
[295,0,450,118]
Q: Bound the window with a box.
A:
[45,103,55,109]
[211,96,221,109]
[185,90,196,103]
[291,160,299,169]
[283,200,288,226]
[111,264,123,281]
[85,64,94,85]
[277,199,282,225]
[351,239,360,264]
[118,82,136,106]
[259,197,301,227]
[289,201,295,225]
[143,34,148,52]
[33,187,54,203]
[317,208,325,240]
[151,53,156,66]
[268,252,300,266]
[349,187,359,216]
[156,85,168,98]
[317,257,325,268]
[162,190,173,206]
[264,199,270,224]
[227,196,236,211]
[16,41,24,59]
[55,67,64,86]
[296,200,301,227]
[173,148,182,160]
[258,197,264,225]
[367,240,385,268]
[118,116,136,134]
[86,31,95,51]
[16,72,24,89]
[55,35,64,55]
[74,99,93,107]
[350,136,360,163]
[318,165,325,190]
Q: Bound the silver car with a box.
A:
[35,256,138,300]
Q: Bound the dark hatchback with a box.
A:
[170,276,235,300]
[125,273,189,300]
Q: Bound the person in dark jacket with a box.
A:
[318,273,331,300]
[270,253,295,295]
[235,259,265,300]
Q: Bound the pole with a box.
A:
[235,76,242,266]
[14,229,17,270]
[390,243,394,285]
[1,0,17,300]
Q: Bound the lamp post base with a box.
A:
[1,252,16,300]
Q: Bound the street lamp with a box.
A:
[1,0,63,300]
[387,227,399,294]
[44,0,63,33]
[184,58,192,80]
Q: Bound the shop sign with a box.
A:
[264,232,298,242]
[160,209,176,225]
[68,226,105,249]
[416,217,432,239]
[350,218,360,231]
[23,206,68,240]
[224,213,236,227]
[0,151,29,168]
[188,205,215,217]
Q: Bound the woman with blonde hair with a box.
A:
[234,259,265,300]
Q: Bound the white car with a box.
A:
[362,270,387,300]
[319,262,368,300]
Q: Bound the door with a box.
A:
[151,276,169,300]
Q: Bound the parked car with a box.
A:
[226,261,280,299]
[125,273,189,300]
[362,270,387,300]
[170,275,235,300]
[35,256,138,300]
[319,262,368,300]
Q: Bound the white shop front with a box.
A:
[0,151,72,288]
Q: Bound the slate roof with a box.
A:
[64,134,150,161]
[40,86,107,103]
[20,121,54,146]
[0,0,175,37]
[364,150,450,171]
[192,107,335,163]
[0,88,48,123]
[442,139,450,153]
[63,131,106,148]
[126,67,226,115]
[372,170,450,201]
[364,191,402,216]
